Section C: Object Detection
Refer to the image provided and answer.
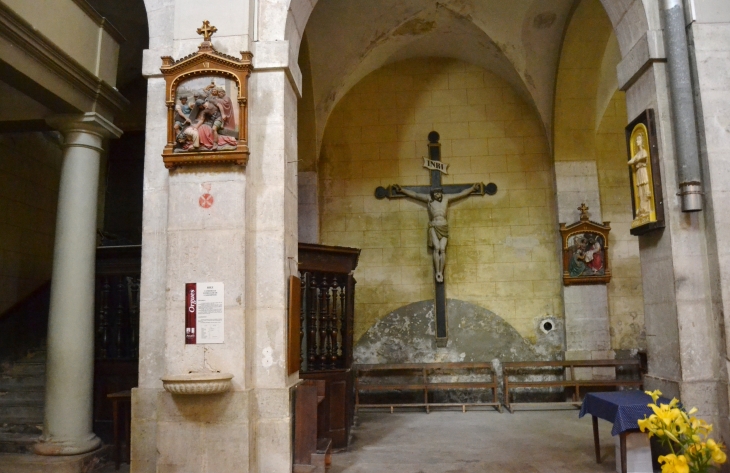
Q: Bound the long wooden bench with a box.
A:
[355,362,501,413]
[502,359,643,413]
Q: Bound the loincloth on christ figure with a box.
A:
[428,222,449,247]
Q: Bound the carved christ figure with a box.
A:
[628,133,652,217]
[393,183,478,283]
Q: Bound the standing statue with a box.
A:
[393,183,478,283]
[628,133,652,217]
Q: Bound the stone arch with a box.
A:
[142,0,173,51]
[599,0,656,55]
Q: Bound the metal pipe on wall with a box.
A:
[662,0,703,212]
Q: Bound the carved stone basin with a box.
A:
[161,372,234,395]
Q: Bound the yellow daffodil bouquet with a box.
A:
[638,390,727,473]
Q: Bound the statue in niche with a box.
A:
[393,183,478,283]
[624,110,664,234]
[628,131,652,219]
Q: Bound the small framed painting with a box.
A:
[560,204,612,286]
[160,21,253,170]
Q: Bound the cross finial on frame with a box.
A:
[197,20,218,42]
[578,203,590,220]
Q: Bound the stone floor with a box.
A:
[99,408,629,473]
[331,408,621,473]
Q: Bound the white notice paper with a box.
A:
[196,282,224,344]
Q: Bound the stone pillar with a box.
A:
[554,161,613,367]
[246,63,300,473]
[34,113,122,456]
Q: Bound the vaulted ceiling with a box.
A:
[301,0,581,141]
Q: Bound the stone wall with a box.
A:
[0,132,62,313]
[553,0,645,357]
[319,57,562,345]
[596,93,645,351]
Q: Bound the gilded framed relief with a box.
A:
[560,204,611,286]
[626,109,664,235]
[160,21,253,170]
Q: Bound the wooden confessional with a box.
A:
[294,243,360,457]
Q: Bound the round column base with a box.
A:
[33,433,102,456]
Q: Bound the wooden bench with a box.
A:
[502,359,643,413]
[355,362,501,413]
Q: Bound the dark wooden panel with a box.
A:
[93,360,138,443]
[329,379,347,445]
[288,276,301,375]
[95,246,142,276]
[293,382,319,465]
[299,243,360,274]
[300,369,353,451]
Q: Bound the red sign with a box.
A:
[185,283,197,344]
[199,193,214,208]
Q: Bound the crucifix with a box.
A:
[375,131,497,346]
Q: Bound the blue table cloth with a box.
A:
[579,391,670,436]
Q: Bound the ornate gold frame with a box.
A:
[160,22,253,170]
[559,204,612,286]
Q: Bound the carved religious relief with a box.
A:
[160,21,253,170]
[560,204,611,286]
[626,109,665,235]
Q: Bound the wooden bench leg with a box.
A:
[504,380,512,413]
[592,415,601,464]
[112,399,120,470]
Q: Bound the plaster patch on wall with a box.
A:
[261,347,274,368]
[354,299,563,364]
[533,12,557,29]
[392,18,436,36]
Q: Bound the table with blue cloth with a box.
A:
[579,391,668,473]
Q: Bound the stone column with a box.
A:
[554,162,613,379]
[34,113,122,456]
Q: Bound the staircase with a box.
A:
[0,282,50,455]
[0,349,46,454]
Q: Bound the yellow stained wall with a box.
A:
[319,58,562,343]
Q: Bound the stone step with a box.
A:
[0,375,46,390]
[0,362,46,377]
[0,432,39,454]
[0,423,42,435]
[0,404,44,423]
[0,445,111,473]
[0,390,44,403]
[0,396,45,409]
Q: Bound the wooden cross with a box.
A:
[197,20,218,42]
[375,132,497,346]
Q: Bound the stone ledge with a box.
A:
[618,30,666,91]
[0,445,111,473]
